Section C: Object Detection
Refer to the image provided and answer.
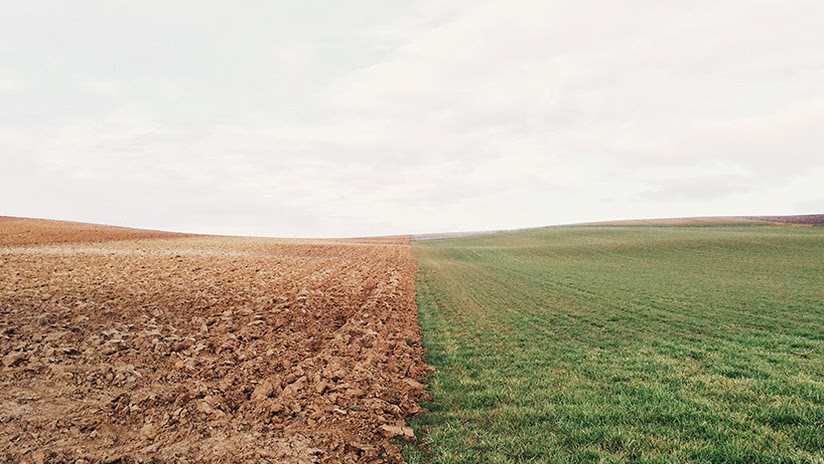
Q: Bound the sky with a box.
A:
[2,1,823,237]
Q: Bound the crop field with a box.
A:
[407,225,824,463]
[0,218,430,463]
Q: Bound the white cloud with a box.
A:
[1,1,823,237]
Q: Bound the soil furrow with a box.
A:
[0,219,432,463]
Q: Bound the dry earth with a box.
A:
[0,218,431,463]
[0,217,191,247]
[753,214,824,226]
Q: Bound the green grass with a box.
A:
[404,225,824,463]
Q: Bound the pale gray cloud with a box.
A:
[2,1,823,237]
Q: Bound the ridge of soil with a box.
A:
[0,220,432,463]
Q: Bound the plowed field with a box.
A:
[0,218,431,463]
[754,214,824,226]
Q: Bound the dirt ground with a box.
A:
[0,217,192,247]
[753,214,824,226]
[0,218,432,463]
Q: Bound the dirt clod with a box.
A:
[0,218,431,463]
[379,425,416,441]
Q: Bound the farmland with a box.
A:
[407,225,824,463]
[0,218,430,463]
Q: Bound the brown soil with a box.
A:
[0,217,191,247]
[0,219,431,463]
[752,214,824,226]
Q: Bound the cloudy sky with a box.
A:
[2,1,823,237]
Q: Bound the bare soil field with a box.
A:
[0,219,430,463]
[753,214,824,226]
[0,217,191,247]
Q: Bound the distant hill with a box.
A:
[5,214,821,247]
[576,216,765,227]
[413,214,824,242]
[751,214,824,226]
[0,216,190,247]
[575,214,824,227]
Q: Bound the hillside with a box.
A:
[573,214,824,227]
[0,217,190,247]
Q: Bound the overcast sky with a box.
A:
[2,1,823,237]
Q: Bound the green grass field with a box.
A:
[404,225,824,463]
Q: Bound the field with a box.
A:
[4,216,824,463]
[0,218,430,463]
[406,225,824,463]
